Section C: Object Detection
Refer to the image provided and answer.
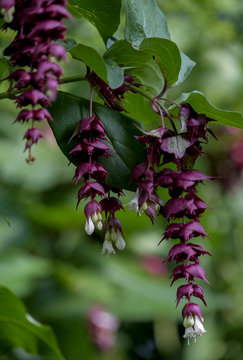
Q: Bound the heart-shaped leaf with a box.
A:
[48,92,146,191]
[140,38,181,86]
[104,40,164,94]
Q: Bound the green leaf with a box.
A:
[69,44,108,83]
[140,38,181,86]
[0,286,63,359]
[122,92,159,125]
[69,43,124,89]
[0,56,10,82]
[104,40,151,68]
[104,40,164,94]
[171,90,243,129]
[104,58,124,89]
[175,52,196,86]
[67,0,122,44]
[48,92,145,191]
[0,18,5,28]
[124,0,170,49]
[127,58,165,94]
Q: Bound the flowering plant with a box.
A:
[0,0,242,357]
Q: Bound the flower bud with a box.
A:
[183,315,194,328]
[85,218,95,236]
[110,228,117,242]
[141,202,148,212]
[91,212,99,223]
[115,233,126,251]
[96,221,103,231]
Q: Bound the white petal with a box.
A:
[125,189,139,212]
[183,326,196,345]
[85,218,95,235]
[194,316,206,336]
[102,240,116,255]
[115,233,126,251]
[183,316,206,344]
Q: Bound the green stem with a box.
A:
[126,84,154,101]
[61,74,86,84]
[0,74,156,105]
[0,74,87,100]
[0,88,19,100]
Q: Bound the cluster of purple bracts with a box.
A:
[69,73,141,253]
[128,103,214,342]
[2,0,70,162]
[70,110,126,255]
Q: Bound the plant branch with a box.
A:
[125,83,154,101]
[0,74,87,100]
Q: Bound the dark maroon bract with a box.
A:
[128,102,214,343]
[2,0,70,162]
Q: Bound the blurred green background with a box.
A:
[0,0,243,359]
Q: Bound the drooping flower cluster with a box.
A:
[3,0,70,162]
[69,72,142,253]
[69,96,126,255]
[128,103,214,342]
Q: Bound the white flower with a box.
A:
[102,239,116,256]
[126,189,139,212]
[115,233,126,251]
[194,316,206,336]
[85,217,95,235]
[183,316,206,345]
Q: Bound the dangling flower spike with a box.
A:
[69,80,130,253]
[128,95,215,342]
[2,0,70,162]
